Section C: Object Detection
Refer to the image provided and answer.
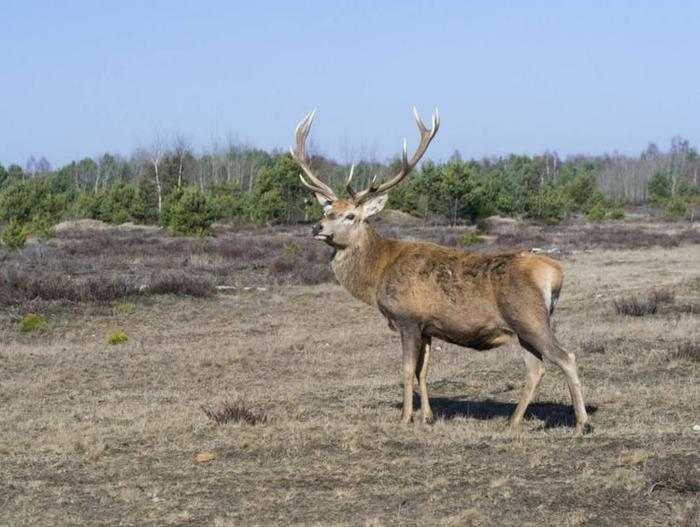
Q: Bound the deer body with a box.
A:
[331,218,561,350]
[292,110,589,434]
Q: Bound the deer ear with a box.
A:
[361,194,388,219]
[314,193,333,212]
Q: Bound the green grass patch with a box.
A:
[106,331,129,345]
[112,302,134,315]
[608,207,625,219]
[459,231,484,246]
[17,313,48,333]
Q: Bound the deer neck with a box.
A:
[331,224,389,307]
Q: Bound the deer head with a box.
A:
[291,108,440,248]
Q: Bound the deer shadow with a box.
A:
[398,395,599,429]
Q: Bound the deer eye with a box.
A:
[345,213,356,221]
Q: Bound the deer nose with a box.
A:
[312,223,322,236]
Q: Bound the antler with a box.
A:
[291,110,338,203]
[349,108,440,204]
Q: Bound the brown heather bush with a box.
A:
[2,226,343,303]
[1,269,138,305]
[671,301,700,315]
[492,224,700,251]
[267,240,335,285]
[1,268,216,304]
[677,228,700,245]
[613,288,676,317]
[201,401,267,425]
[147,272,215,298]
[214,236,285,260]
[492,230,548,249]
[4,220,697,305]
[613,294,659,317]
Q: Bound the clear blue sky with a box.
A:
[1,0,698,168]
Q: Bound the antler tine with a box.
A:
[291,110,337,202]
[298,173,323,194]
[369,174,379,190]
[345,164,357,200]
[293,150,333,199]
[352,108,440,204]
[413,107,426,133]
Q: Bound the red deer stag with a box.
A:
[291,109,589,434]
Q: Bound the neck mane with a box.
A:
[330,224,393,307]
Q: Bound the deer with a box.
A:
[291,109,590,434]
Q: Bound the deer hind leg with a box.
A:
[515,329,589,434]
[510,344,545,432]
[549,336,589,434]
[399,326,422,424]
[415,336,434,424]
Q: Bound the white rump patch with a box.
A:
[540,267,555,313]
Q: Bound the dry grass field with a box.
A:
[1,217,699,526]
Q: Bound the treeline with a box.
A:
[1,136,699,245]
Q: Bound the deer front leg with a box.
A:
[416,337,434,424]
[399,326,422,424]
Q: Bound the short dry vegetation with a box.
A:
[0,218,698,526]
[647,456,700,494]
[201,401,268,426]
[612,289,673,316]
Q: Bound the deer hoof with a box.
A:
[423,414,435,425]
[574,422,594,436]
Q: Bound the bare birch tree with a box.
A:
[136,134,166,214]
[152,134,165,214]
[172,133,192,189]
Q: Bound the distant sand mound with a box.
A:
[54,219,111,232]
[54,219,162,233]
[372,209,423,226]
[482,215,525,234]
[116,222,163,232]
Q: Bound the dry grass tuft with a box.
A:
[618,449,651,466]
[675,341,700,362]
[581,336,606,354]
[647,457,700,494]
[613,294,659,317]
[441,508,485,526]
[201,401,268,426]
[681,506,700,527]
[649,288,676,304]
